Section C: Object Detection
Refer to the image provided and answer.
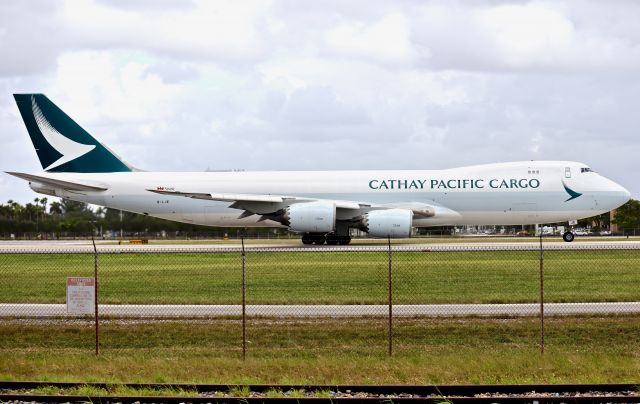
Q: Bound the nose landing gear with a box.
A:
[562,231,575,242]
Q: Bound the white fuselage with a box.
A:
[28,161,630,229]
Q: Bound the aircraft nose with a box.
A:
[609,180,631,207]
[620,185,631,203]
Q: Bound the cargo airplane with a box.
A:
[6,94,631,244]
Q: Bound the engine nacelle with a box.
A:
[285,201,336,233]
[359,209,413,238]
[29,181,58,197]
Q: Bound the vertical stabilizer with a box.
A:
[13,94,133,173]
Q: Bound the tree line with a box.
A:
[1,197,639,239]
[0,197,280,239]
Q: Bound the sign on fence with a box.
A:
[66,277,95,315]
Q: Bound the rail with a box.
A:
[1,381,638,403]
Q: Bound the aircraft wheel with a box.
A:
[325,233,336,245]
[562,231,575,242]
[338,236,351,245]
[313,236,326,245]
[301,235,313,245]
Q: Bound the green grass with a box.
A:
[1,250,639,304]
[0,316,639,384]
[228,385,250,397]
[264,388,285,398]
[29,384,198,397]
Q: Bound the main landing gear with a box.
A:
[301,234,326,245]
[326,233,351,245]
[301,233,352,245]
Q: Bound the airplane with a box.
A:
[6,94,631,244]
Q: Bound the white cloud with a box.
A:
[46,51,181,125]
[62,0,272,62]
[477,3,575,68]
[325,13,417,65]
[410,1,640,72]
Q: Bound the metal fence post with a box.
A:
[91,232,99,356]
[539,233,545,355]
[241,236,246,360]
[388,236,393,356]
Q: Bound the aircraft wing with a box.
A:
[149,188,371,210]
[148,188,436,218]
[149,189,292,203]
[6,171,108,191]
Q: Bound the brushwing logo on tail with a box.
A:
[31,96,95,171]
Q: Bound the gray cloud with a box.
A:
[0,2,67,76]
[279,87,370,128]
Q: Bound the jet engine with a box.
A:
[358,209,413,238]
[282,201,336,233]
[28,181,58,197]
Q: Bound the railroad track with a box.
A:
[0,381,638,403]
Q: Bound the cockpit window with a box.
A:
[581,167,594,173]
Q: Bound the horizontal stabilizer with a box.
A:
[6,171,108,191]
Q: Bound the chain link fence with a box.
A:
[1,240,639,356]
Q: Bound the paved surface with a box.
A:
[2,302,640,317]
[0,239,639,252]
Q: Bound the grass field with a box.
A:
[1,249,639,304]
[2,247,639,386]
[1,316,639,384]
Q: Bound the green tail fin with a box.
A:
[13,94,133,173]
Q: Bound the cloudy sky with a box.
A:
[1,0,639,204]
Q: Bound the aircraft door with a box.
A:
[565,167,571,178]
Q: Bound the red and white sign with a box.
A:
[66,277,95,315]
